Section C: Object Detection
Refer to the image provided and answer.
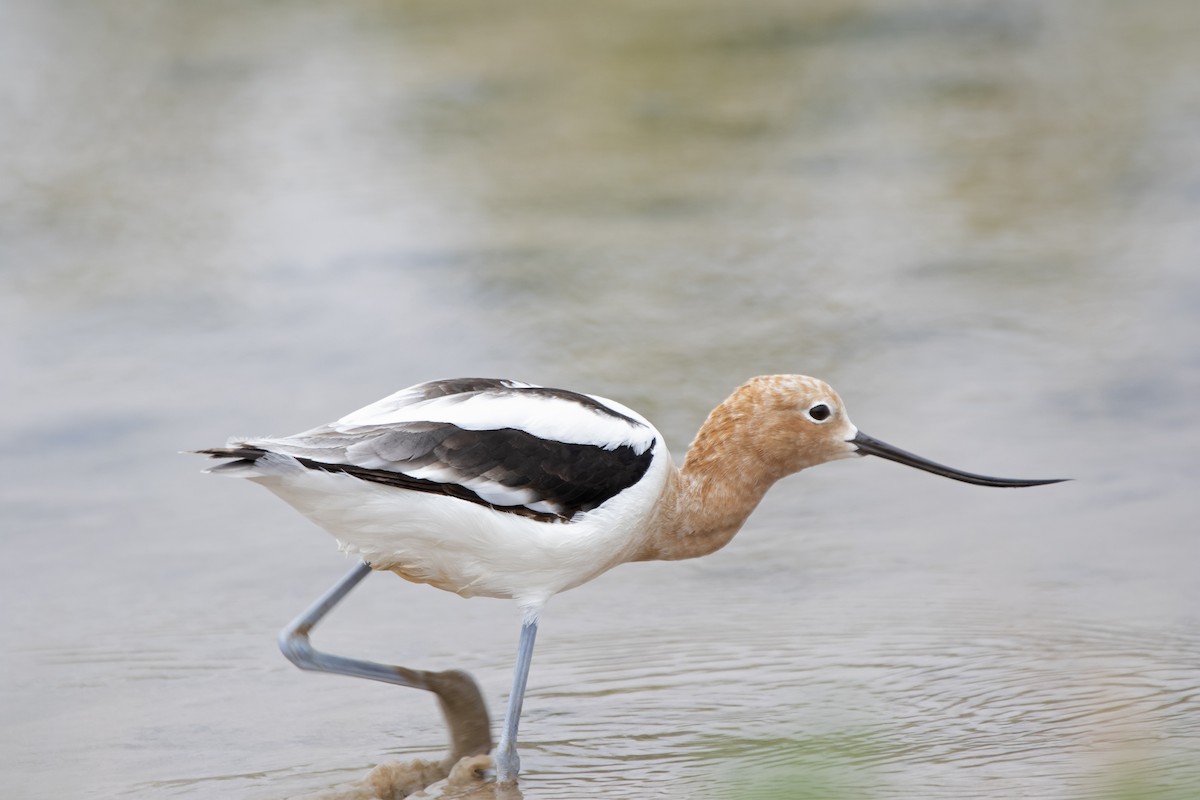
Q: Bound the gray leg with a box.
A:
[278,561,493,764]
[495,617,539,783]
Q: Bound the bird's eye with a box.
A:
[806,403,832,422]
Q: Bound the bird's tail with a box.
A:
[193,445,271,475]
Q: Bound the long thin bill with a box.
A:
[851,431,1068,488]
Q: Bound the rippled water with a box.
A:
[3,1,1198,798]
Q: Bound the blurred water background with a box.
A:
[2,1,1198,798]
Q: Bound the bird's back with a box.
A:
[199,378,674,605]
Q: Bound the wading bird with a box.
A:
[197,375,1063,782]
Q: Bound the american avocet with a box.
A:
[197,375,1063,782]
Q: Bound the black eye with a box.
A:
[807,403,832,422]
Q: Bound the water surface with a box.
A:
[2,1,1198,798]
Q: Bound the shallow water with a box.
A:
[2,1,1199,798]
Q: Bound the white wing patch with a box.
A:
[401,464,540,508]
[335,381,655,454]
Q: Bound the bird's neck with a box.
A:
[636,400,789,562]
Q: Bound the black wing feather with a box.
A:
[201,423,655,523]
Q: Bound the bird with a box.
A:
[197,374,1064,782]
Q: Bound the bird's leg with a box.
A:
[495,616,539,783]
[278,561,493,764]
[279,560,417,684]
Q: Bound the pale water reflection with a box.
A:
[2,0,1198,798]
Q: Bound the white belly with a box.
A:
[250,449,672,611]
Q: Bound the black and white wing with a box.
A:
[199,378,658,522]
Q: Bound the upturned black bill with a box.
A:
[851,431,1067,488]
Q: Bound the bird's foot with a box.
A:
[493,738,520,784]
